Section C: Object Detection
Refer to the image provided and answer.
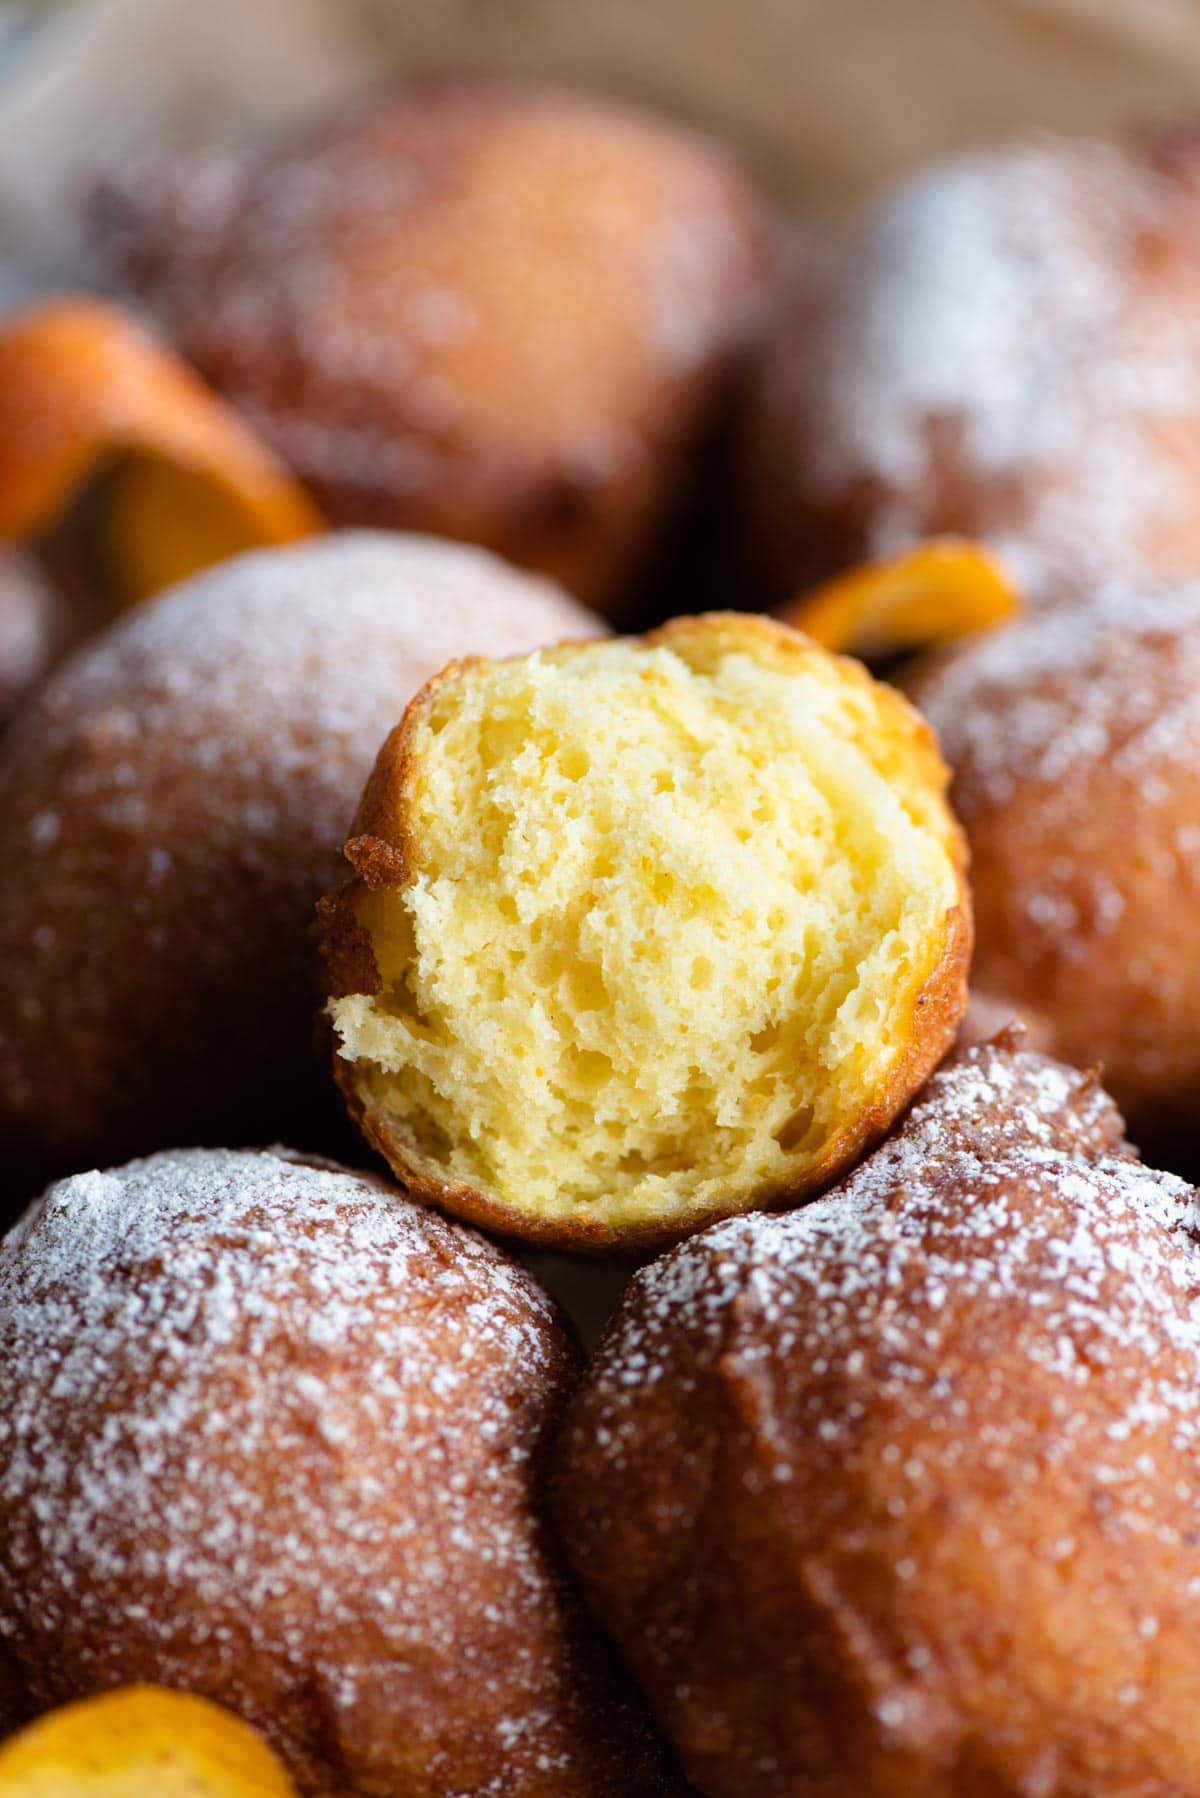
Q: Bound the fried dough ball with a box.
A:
[552,1032,1200,1797]
[318,613,970,1250]
[906,580,1200,1153]
[746,131,1200,605]
[0,533,599,1182]
[0,549,73,728]
[0,1147,678,1796]
[96,81,771,617]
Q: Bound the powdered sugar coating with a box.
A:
[0,531,599,1170]
[554,1037,1200,1793]
[0,1146,664,1795]
[911,578,1200,810]
[778,135,1200,601]
[579,1038,1200,1488]
[907,584,1200,1131]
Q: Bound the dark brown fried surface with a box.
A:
[553,1034,1200,1796]
[0,1146,679,1795]
[97,81,772,618]
[0,532,599,1187]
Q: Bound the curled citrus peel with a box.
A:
[779,538,1022,661]
[0,1687,297,1796]
[0,298,321,606]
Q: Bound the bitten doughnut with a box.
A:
[319,613,970,1249]
[96,81,771,617]
[906,580,1200,1152]
[0,1147,677,1796]
[746,130,1200,604]
[552,1032,1200,1797]
[0,533,599,1182]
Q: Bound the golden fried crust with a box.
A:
[0,1148,682,1796]
[907,582,1200,1156]
[743,130,1200,606]
[317,612,972,1252]
[96,80,773,617]
[551,1035,1200,1797]
[0,534,599,1185]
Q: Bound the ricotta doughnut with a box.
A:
[907,579,1200,1152]
[553,1033,1200,1796]
[319,612,970,1248]
[96,81,771,617]
[746,131,1200,605]
[0,1147,677,1795]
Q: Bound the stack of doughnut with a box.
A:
[2,72,1200,1798]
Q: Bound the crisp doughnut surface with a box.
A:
[0,1147,675,1796]
[553,1034,1200,1796]
[320,612,969,1248]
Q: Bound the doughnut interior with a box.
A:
[325,614,968,1244]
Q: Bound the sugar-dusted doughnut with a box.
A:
[746,131,1200,605]
[552,1033,1200,1795]
[907,578,1200,1153]
[97,81,772,617]
[0,1147,677,1795]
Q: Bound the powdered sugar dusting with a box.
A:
[912,579,1200,810]
[0,1146,630,1792]
[795,137,1200,599]
[585,1039,1200,1521]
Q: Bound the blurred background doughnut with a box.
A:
[94,80,774,619]
[744,129,1200,607]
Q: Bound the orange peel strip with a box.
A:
[0,1687,298,1796]
[0,297,322,605]
[779,538,1022,660]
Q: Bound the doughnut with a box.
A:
[0,550,73,728]
[0,532,599,1183]
[552,1031,1200,1796]
[95,80,771,617]
[906,579,1200,1154]
[318,613,970,1249]
[0,1147,678,1795]
[745,130,1200,605]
